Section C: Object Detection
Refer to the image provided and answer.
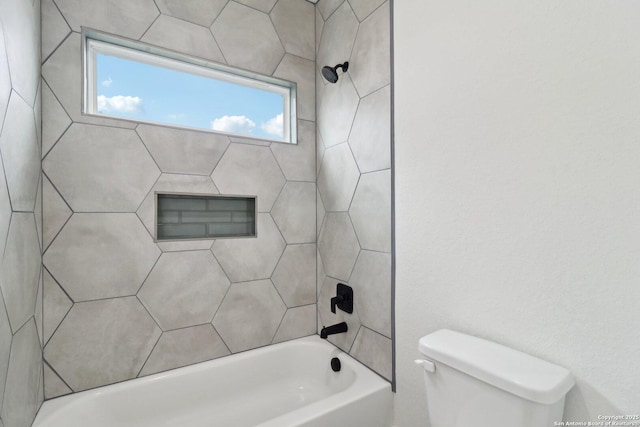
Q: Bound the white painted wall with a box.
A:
[393,1,640,425]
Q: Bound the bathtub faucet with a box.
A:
[320,322,348,339]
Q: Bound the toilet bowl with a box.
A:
[416,329,575,427]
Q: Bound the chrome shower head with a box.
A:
[321,62,349,83]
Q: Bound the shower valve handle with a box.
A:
[330,283,353,314]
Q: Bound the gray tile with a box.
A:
[317,74,359,148]
[41,81,70,159]
[43,123,160,212]
[0,93,40,211]
[211,2,284,75]
[43,269,72,344]
[274,55,315,122]
[137,125,230,176]
[270,0,315,60]
[212,213,285,282]
[317,189,325,239]
[42,33,137,128]
[228,135,271,147]
[349,169,391,252]
[272,304,316,344]
[213,279,286,352]
[44,297,161,392]
[43,363,71,400]
[350,326,392,380]
[0,289,11,409]
[233,0,277,13]
[347,0,386,21]
[54,0,159,40]
[350,250,391,337]
[271,182,316,244]
[136,173,219,239]
[211,144,285,213]
[35,80,42,149]
[316,248,325,299]
[349,85,391,173]
[139,325,230,376]
[155,0,228,27]
[1,320,41,427]
[35,273,43,346]
[317,0,344,20]
[157,240,215,252]
[42,176,71,250]
[43,214,161,301]
[315,7,324,55]
[41,0,70,61]
[270,120,315,182]
[0,214,41,332]
[272,244,316,307]
[141,15,225,63]
[317,276,361,352]
[317,143,360,212]
[35,175,42,250]
[0,154,11,257]
[137,251,230,330]
[0,28,11,132]
[317,1,358,76]
[348,2,390,97]
[0,0,39,106]
[316,125,325,178]
[318,213,360,281]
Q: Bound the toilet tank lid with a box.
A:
[418,329,575,405]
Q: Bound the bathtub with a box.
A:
[33,336,393,427]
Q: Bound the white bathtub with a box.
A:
[33,336,393,427]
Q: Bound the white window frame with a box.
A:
[82,29,297,144]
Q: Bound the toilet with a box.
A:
[416,329,575,427]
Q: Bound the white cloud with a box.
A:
[101,77,113,87]
[260,113,284,138]
[211,115,255,134]
[97,95,143,114]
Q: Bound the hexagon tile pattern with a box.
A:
[316,0,392,382]
[272,244,316,307]
[43,214,161,301]
[154,0,228,27]
[138,251,231,330]
[317,143,360,212]
[211,2,284,75]
[318,213,360,281]
[0,92,40,211]
[211,143,285,213]
[43,123,160,212]
[54,0,159,40]
[212,213,286,283]
[0,213,41,332]
[271,182,316,244]
[213,280,286,353]
[349,169,391,253]
[44,297,161,392]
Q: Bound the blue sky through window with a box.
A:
[96,53,286,140]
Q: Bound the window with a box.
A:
[83,30,297,143]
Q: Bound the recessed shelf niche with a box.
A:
[156,193,256,240]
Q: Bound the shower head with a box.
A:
[321,62,349,83]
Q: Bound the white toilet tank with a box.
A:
[417,329,575,427]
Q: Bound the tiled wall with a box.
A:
[0,0,45,426]
[41,0,316,398]
[315,0,393,381]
